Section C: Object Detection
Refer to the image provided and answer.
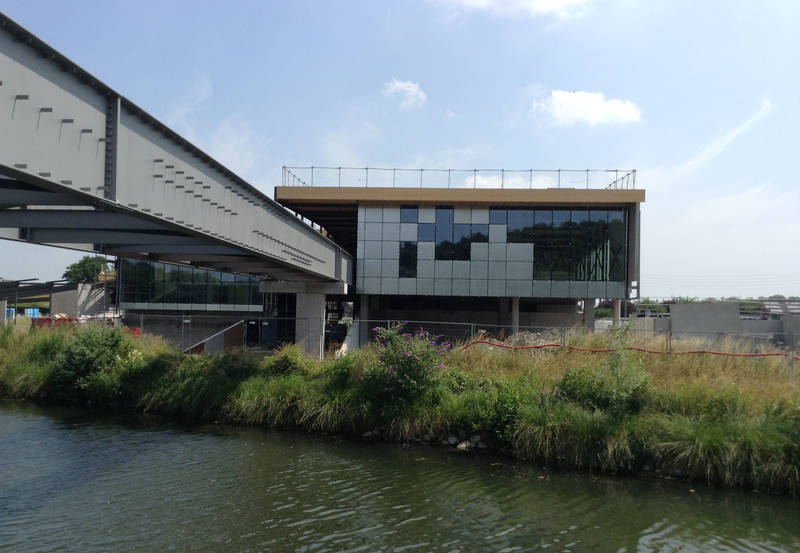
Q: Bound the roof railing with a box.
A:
[282,166,637,190]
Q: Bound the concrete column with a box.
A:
[583,298,595,330]
[359,294,369,348]
[511,297,520,334]
[0,299,6,326]
[613,299,622,328]
[296,292,326,360]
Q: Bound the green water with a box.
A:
[1,402,797,553]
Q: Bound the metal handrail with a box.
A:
[282,166,637,190]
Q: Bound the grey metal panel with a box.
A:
[452,279,469,296]
[453,207,471,223]
[382,222,400,241]
[507,280,532,297]
[0,31,106,197]
[398,278,416,295]
[418,206,435,223]
[416,278,434,295]
[382,206,400,222]
[452,260,470,279]
[533,280,552,297]
[489,243,506,261]
[488,280,505,296]
[381,277,399,294]
[470,279,488,296]
[471,208,489,224]
[489,224,506,242]
[551,281,569,297]
[417,260,434,279]
[470,260,488,279]
[434,260,452,279]
[470,242,488,261]
[399,222,417,241]
[417,241,435,260]
[434,279,452,296]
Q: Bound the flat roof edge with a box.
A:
[275,187,645,205]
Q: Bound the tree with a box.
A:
[62,256,110,284]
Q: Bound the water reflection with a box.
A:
[1,402,797,553]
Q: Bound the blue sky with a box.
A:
[1,0,798,298]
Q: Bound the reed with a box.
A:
[1,324,798,493]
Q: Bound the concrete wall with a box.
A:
[295,292,325,359]
[783,315,800,347]
[362,302,579,328]
[669,303,742,336]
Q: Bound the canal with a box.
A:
[1,402,797,552]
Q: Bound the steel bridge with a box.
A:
[0,13,352,287]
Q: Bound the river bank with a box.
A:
[1,323,798,494]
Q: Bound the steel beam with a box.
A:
[0,210,166,230]
[28,229,205,245]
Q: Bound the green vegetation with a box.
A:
[61,255,111,284]
[1,323,799,494]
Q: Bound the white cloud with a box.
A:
[530,89,641,126]
[438,0,589,19]
[383,79,428,109]
[646,99,773,189]
[445,109,459,120]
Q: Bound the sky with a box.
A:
[1,0,798,299]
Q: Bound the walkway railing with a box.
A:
[282,166,637,190]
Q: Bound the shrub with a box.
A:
[558,362,650,415]
[46,325,136,403]
[360,324,448,418]
[261,345,313,376]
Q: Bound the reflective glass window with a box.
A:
[453,224,471,260]
[152,263,165,303]
[533,210,553,280]
[192,268,207,304]
[164,264,179,303]
[471,224,489,243]
[207,271,222,304]
[507,209,534,243]
[120,258,137,302]
[400,206,418,223]
[179,266,193,303]
[249,277,261,306]
[435,207,455,260]
[489,207,507,224]
[570,210,589,280]
[235,275,250,305]
[551,210,571,280]
[608,209,626,281]
[222,273,236,304]
[135,261,152,303]
[418,223,435,242]
[399,242,418,277]
[589,211,607,281]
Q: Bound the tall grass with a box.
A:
[1,323,798,494]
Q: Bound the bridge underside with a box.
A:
[0,174,320,281]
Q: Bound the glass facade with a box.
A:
[119,259,262,310]
[356,204,629,298]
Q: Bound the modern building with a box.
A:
[275,167,645,337]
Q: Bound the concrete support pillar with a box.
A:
[296,292,326,360]
[0,299,6,326]
[511,297,520,334]
[583,298,595,331]
[359,294,369,348]
[613,299,622,328]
